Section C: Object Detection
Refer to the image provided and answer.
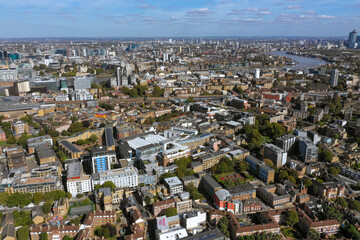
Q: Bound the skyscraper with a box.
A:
[348,30,357,48]
[255,68,260,79]
[330,69,339,87]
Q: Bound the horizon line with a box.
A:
[0,36,348,40]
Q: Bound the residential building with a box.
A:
[157,141,190,167]
[0,173,63,194]
[66,162,92,197]
[199,151,227,171]
[27,135,53,154]
[299,139,318,163]
[0,128,6,141]
[330,69,339,87]
[91,146,116,173]
[92,167,139,189]
[58,140,83,159]
[181,229,224,240]
[199,174,222,199]
[243,198,262,213]
[11,120,29,136]
[275,134,296,152]
[256,185,291,209]
[182,211,206,230]
[35,144,56,165]
[53,198,69,217]
[153,198,176,217]
[30,225,80,240]
[164,177,183,195]
[245,155,275,184]
[326,124,347,139]
[98,187,112,211]
[175,193,192,214]
[227,183,256,201]
[262,143,287,167]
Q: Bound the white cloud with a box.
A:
[285,5,302,9]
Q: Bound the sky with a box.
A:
[1,0,359,38]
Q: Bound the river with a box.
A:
[269,51,327,70]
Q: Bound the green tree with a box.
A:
[319,149,333,163]
[0,192,9,206]
[160,172,176,183]
[89,134,98,142]
[165,207,177,217]
[17,226,30,240]
[187,183,203,200]
[344,224,360,239]
[7,134,16,144]
[68,122,85,133]
[349,199,360,211]
[217,217,230,238]
[324,206,343,222]
[42,201,53,214]
[81,198,92,206]
[103,227,110,239]
[102,181,117,192]
[40,232,49,240]
[335,197,348,208]
[33,192,43,205]
[286,211,299,227]
[212,157,234,174]
[304,178,313,188]
[63,236,73,240]
[278,170,289,181]
[153,86,164,97]
[187,97,195,103]
[307,229,320,239]
[329,167,340,176]
[237,160,248,172]
[145,196,152,205]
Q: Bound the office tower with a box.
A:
[330,69,339,87]
[348,30,357,48]
[255,69,260,79]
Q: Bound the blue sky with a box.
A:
[1,0,359,37]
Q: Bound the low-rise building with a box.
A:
[53,198,69,217]
[92,167,138,189]
[164,177,183,196]
[153,198,176,217]
[245,155,275,184]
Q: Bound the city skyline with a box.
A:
[1,0,360,38]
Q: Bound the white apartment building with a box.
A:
[66,162,92,197]
[92,167,139,189]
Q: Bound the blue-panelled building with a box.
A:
[91,146,116,173]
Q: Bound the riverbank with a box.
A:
[269,51,328,70]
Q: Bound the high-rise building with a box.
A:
[255,68,260,79]
[299,139,318,163]
[348,30,357,48]
[330,69,339,87]
[262,144,288,167]
[275,134,296,152]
